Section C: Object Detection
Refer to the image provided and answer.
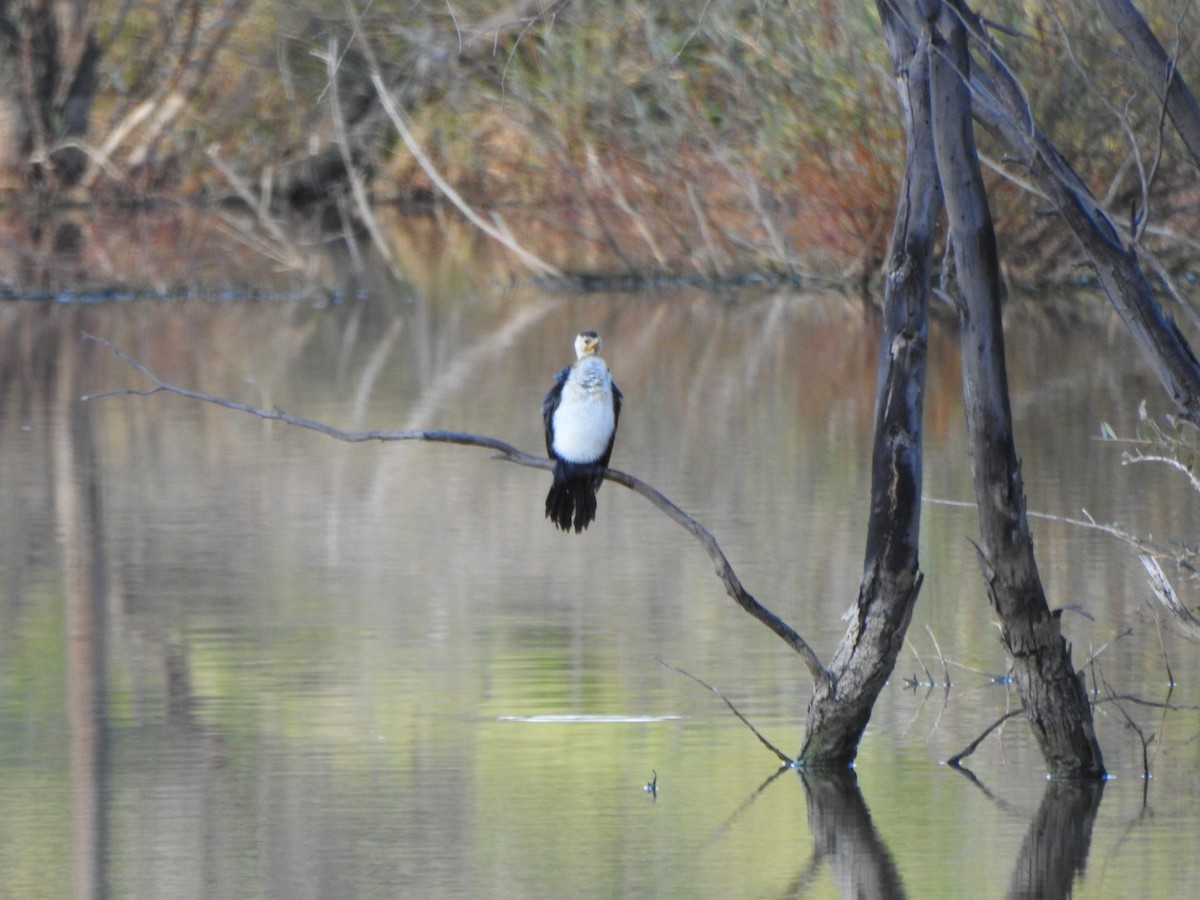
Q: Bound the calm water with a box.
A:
[1,268,1198,898]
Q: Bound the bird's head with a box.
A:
[575,331,602,358]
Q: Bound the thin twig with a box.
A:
[205,145,307,271]
[1095,693,1200,712]
[1148,604,1177,687]
[1080,627,1133,668]
[903,637,935,688]
[657,659,795,765]
[925,496,1164,557]
[1124,451,1200,495]
[1100,670,1155,780]
[82,334,829,688]
[322,35,405,282]
[947,708,1027,768]
[585,144,667,269]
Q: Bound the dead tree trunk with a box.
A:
[798,2,938,766]
[928,2,1105,778]
[832,0,1200,776]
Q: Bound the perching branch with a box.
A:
[82,333,830,689]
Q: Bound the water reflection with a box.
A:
[1,277,1199,897]
[798,769,906,898]
[1006,779,1105,899]
[57,325,111,900]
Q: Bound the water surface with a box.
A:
[0,273,1198,898]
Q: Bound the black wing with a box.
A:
[542,365,570,457]
[596,380,622,469]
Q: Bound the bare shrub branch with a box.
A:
[369,72,562,279]
[1140,555,1200,642]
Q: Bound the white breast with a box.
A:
[552,359,615,463]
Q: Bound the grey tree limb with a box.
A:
[81,333,830,689]
[657,659,795,766]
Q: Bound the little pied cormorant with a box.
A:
[542,331,622,532]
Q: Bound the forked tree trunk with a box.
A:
[803,0,1111,775]
[927,2,1104,778]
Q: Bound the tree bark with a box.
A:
[928,1,1105,778]
[798,2,937,767]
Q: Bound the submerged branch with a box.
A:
[657,659,795,766]
[82,334,828,688]
[947,708,1026,768]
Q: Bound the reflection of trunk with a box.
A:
[55,328,111,900]
[1006,780,1104,899]
[928,6,1104,778]
[799,3,937,766]
[797,769,906,899]
[0,0,100,186]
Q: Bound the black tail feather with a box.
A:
[545,461,602,532]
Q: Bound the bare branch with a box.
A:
[657,658,795,765]
[604,464,829,687]
[82,334,829,688]
[204,145,309,272]
[322,36,405,283]
[947,708,1026,768]
[1124,450,1200,495]
[1095,693,1200,712]
[1098,670,1156,779]
[924,496,1167,558]
[925,624,951,688]
[1080,627,1134,669]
